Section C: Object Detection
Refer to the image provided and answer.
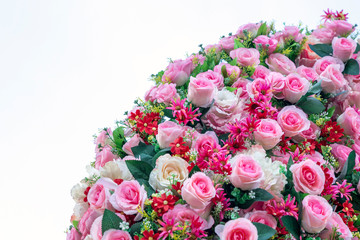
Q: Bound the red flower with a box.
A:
[128,109,144,122]
[321,121,344,143]
[169,137,190,156]
[141,230,160,240]
[151,193,178,217]
[342,200,355,216]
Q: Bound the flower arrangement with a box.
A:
[67,10,360,240]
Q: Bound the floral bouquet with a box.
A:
[67,10,360,240]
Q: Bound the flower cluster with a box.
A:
[67,9,360,240]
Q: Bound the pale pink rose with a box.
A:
[298,38,321,68]
[301,195,332,233]
[244,210,277,229]
[313,56,345,75]
[155,83,180,105]
[192,203,215,229]
[332,37,357,62]
[95,128,112,153]
[194,132,220,159]
[109,180,147,221]
[320,212,352,240]
[204,44,222,54]
[78,208,102,237]
[342,90,360,109]
[252,65,271,79]
[266,72,286,99]
[296,66,319,82]
[281,26,305,43]
[353,139,360,156]
[266,53,296,75]
[215,218,258,240]
[181,172,216,209]
[337,107,360,138]
[320,64,348,93]
[290,159,325,195]
[187,77,216,108]
[122,134,143,156]
[196,70,224,89]
[292,121,320,142]
[214,63,241,81]
[66,228,81,240]
[95,146,115,169]
[162,59,193,86]
[311,28,336,44]
[253,35,278,54]
[246,78,272,98]
[231,78,250,98]
[324,20,354,36]
[187,53,206,71]
[236,23,261,38]
[102,230,132,240]
[229,48,260,67]
[144,85,158,102]
[156,121,184,149]
[90,215,103,240]
[283,73,310,103]
[277,106,311,137]
[331,143,359,172]
[229,155,264,190]
[219,35,236,53]
[87,178,117,210]
[254,119,284,150]
[271,150,291,165]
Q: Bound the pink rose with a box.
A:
[194,132,220,166]
[87,178,117,210]
[236,23,261,38]
[215,218,258,240]
[229,48,260,67]
[320,64,348,93]
[290,159,325,195]
[331,143,359,172]
[301,195,332,233]
[266,53,296,75]
[332,37,357,62]
[254,119,284,150]
[187,77,216,108]
[266,72,286,99]
[246,78,272,98]
[252,65,271,79]
[324,20,354,36]
[337,107,360,138]
[298,39,321,68]
[245,210,277,229]
[95,128,112,153]
[231,78,250,98]
[78,208,102,237]
[155,83,180,105]
[156,121,184,149]
[313,56,345,75]
[320,212,352,240]
[229,155,264,190]
[187,53,206,71]
[275,26,304,43]
[292,121,320,142]
[66,228,81,240]
[219,35,236,53]
[162,59,193,86]
[109,180,147,221]
[181,172,216,209]
[144,85,158,102]
[196,70,224,89]
[283,73,310,103]
[271,150,291,165]
[253,35,278,54]
[204,44,222,55]
[122,134,143,156]
[90,215,103,240]
[296,66,319,82]
[102,230,132,240]
[277,106,311,137]
[95,146,115,169]
[311,28,336,44]
[353,139,360,156]
[214,63,241,81]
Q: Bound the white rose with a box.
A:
[73,202,89,220]
[84,235,94,240]
[100,160,133,180]
[71,183,87,203]
[149,154,189,190]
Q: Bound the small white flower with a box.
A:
[248,190,256,199]
[119,221,130,231]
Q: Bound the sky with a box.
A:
[1,0,360,239]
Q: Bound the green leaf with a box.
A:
[256,22,268,37]
[343,59,360,75]
[253,222,277,240]
[152,148,171,164]
[338,150,356,181]
[237,188,274,209]
[72,220,79,230]
[113,127,125,148]
[130,222,142,236]
[308,44,333,57]
[234,38,245,49]
[126,160,153,181]
[102,209,123,235]
[297,97,325,114]
[327,106,336,118]
[131,142,156,167]
[296,80,322,105]
[355,43,360,54]
[281,215,301,240]
[163,108,174,119]
[225,86,237,92]
[229,58,237,66]
[137,178,155,198]
[189,165,201,177]
[221,65,228,78]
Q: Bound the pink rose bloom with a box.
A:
[298,39,321,68]
[95,146,115,169]
[311,28,336,44]
[254,119,284,150]
[95,128,112,153]
[78,208,102,237]
[214,63,241,81]
[244,210,277,229]
[187,77,216,108]
[313,56,345,75]
[246,78,272,98]
[320,64,348,93]
[109,180,147,221]
[90,215,103,240]
[271,150,291,165]
[90,214,126,240]
[66,228,81,240]
[122,134,143,156]
[162,59,193,86]
[277,106,311,137]
[196,70,224,89]
[187,53,206,71]
[266,72,286,99]
[181,172,216,209]
[252,65,271,79]
[155,83,180,105]
[229,48,260,67]
[324,20,354,36]
[281,26,304,43]
[292,121,320,142]
[229,155,264,190]
[320,212,352,240]
[144,85,158,102]
[87,178,117,210]
[156,121,184,149]
[204,44,222,54]
[231,78,250,98]
[290,159,325,195]
[337,107,360,138]
[283,73,310,103]
[296,66,319,82]
[266,53,296,75]
[253,35,278,54]
[219,35,236,53]
[331,143,359,172]
[332,37,357,62]
[102,230,132,240]
[194,132,220,157]
[236,23,261,38]
[215,218,258,240]
[353,139,360,156]
[301,195,333,233]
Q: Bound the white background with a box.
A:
[1,0,360,239]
